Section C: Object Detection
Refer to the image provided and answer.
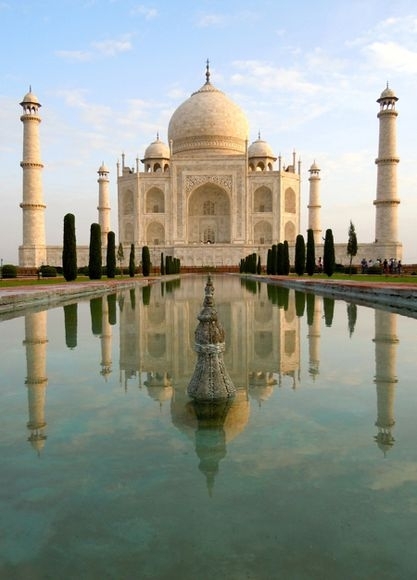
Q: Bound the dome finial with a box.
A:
[157,131,159,140]
[258,130,261,140]
[205,59,210,84]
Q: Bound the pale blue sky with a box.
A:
[1,0,417,263]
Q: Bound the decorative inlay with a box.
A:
[185,174,232,194]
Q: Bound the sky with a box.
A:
[1,0,417,264]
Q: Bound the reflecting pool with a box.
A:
[1,275,417,579]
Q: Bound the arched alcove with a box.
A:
[254,186,272,212]
[285,188,296,213]
[146,187,165,213]
[254,221,272,245]
[284,221,296,243]
[188,183,230,243]
[146,221,165,245]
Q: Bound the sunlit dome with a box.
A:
[168,63,249,156]
[20,88,41,107]
[143,135,170,159]
[98,162,109,173]
[378,84,397,101]
[248,136,276,159]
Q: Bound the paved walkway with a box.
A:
[0,278,149,316]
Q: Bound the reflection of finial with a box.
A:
[206,59,210,84]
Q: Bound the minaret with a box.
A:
[374,85,401,257]
[308,161,322,246]
[373,310,398,456]
[19,89,47,267]
[97,162,111,247]
[23,311,48,455]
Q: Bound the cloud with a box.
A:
[366,41,417,74]
[55,49,92,62]
[231,60,319,95]
[130,4,158,19]
[195,12,225,27]
[92,37,133,56]
[56,35,133,62]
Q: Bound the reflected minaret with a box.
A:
[97,162,111,247]
[373,310,398,455]
[100,295,112,379]
[19,89,47,267]
[308,161,322,246]
[307,295,321,379]
[23,311,48,454]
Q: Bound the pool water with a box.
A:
[1,275,417,579]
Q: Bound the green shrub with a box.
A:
[2,264,17,278]
[40,265,57,278]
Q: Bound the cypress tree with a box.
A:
[347,220,358,275]
[277,243,284,275]
[107,294,117,325]
[323,228,335,277]
[64,303,78,348]
[323,297,335,327]
[306,229,315,276]
[129,243,135,277]
[88,223,102,280]
[117,242,124,275]
[142,245,151,276]
[62,213,77,281]
[266,248,272,275]
[106,231,116,278]
[160,252,165,275]
[283,241,290,275]
[90,297,103,335]
[271,244,277,275]
[294,234,305,276]
[257,255,261,275]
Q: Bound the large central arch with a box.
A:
[187,183,231,243]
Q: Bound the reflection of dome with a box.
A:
[168,64,249,156]
[143,136,170,159]
[171,388,250,443]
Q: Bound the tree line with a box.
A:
[62,214,180,282]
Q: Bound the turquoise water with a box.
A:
[1,275,417,579]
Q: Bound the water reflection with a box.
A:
[23,311,48,455]
[11,276,417,577]
[20,277,402,462]
[374,309,398,455]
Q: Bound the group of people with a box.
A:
[360,257,402,274]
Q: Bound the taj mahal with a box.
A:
[18,62,402,269]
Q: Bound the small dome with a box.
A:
[20,89,41,107]
[309,160,320,171]
[98,162,109,173]
[378,84,397,102]
[248,137,276,159]
[143,136,170,159]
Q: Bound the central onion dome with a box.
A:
[168,62,249,156]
